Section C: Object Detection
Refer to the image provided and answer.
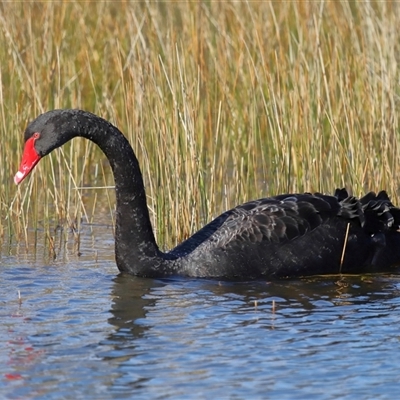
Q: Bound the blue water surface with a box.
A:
[1,223,400,399]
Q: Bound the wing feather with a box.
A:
[170,189,400,257]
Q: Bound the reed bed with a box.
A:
[0,1,400,253]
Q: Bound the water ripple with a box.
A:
[1,238,400,399]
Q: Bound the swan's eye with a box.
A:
[33,132,40,139]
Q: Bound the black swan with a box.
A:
[14,109,400,279]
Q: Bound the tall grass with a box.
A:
[0,1,400,252]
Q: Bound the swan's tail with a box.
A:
[334,188,400,233]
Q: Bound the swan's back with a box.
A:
[170,189,400,279]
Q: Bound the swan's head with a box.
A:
[14,109,85,184]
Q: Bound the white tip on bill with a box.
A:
[14,171,25,185]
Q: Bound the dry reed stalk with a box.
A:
[0,1,398,252]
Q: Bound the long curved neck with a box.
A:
[68,111,167,275]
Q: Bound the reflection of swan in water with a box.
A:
[103,274,400,392]
[106,275,398,342]
[106,276,162,342]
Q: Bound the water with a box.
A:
[2,222,400,399]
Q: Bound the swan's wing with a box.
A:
[206,193,343,248]
[170,192,344,256]
[170,189,400,257]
